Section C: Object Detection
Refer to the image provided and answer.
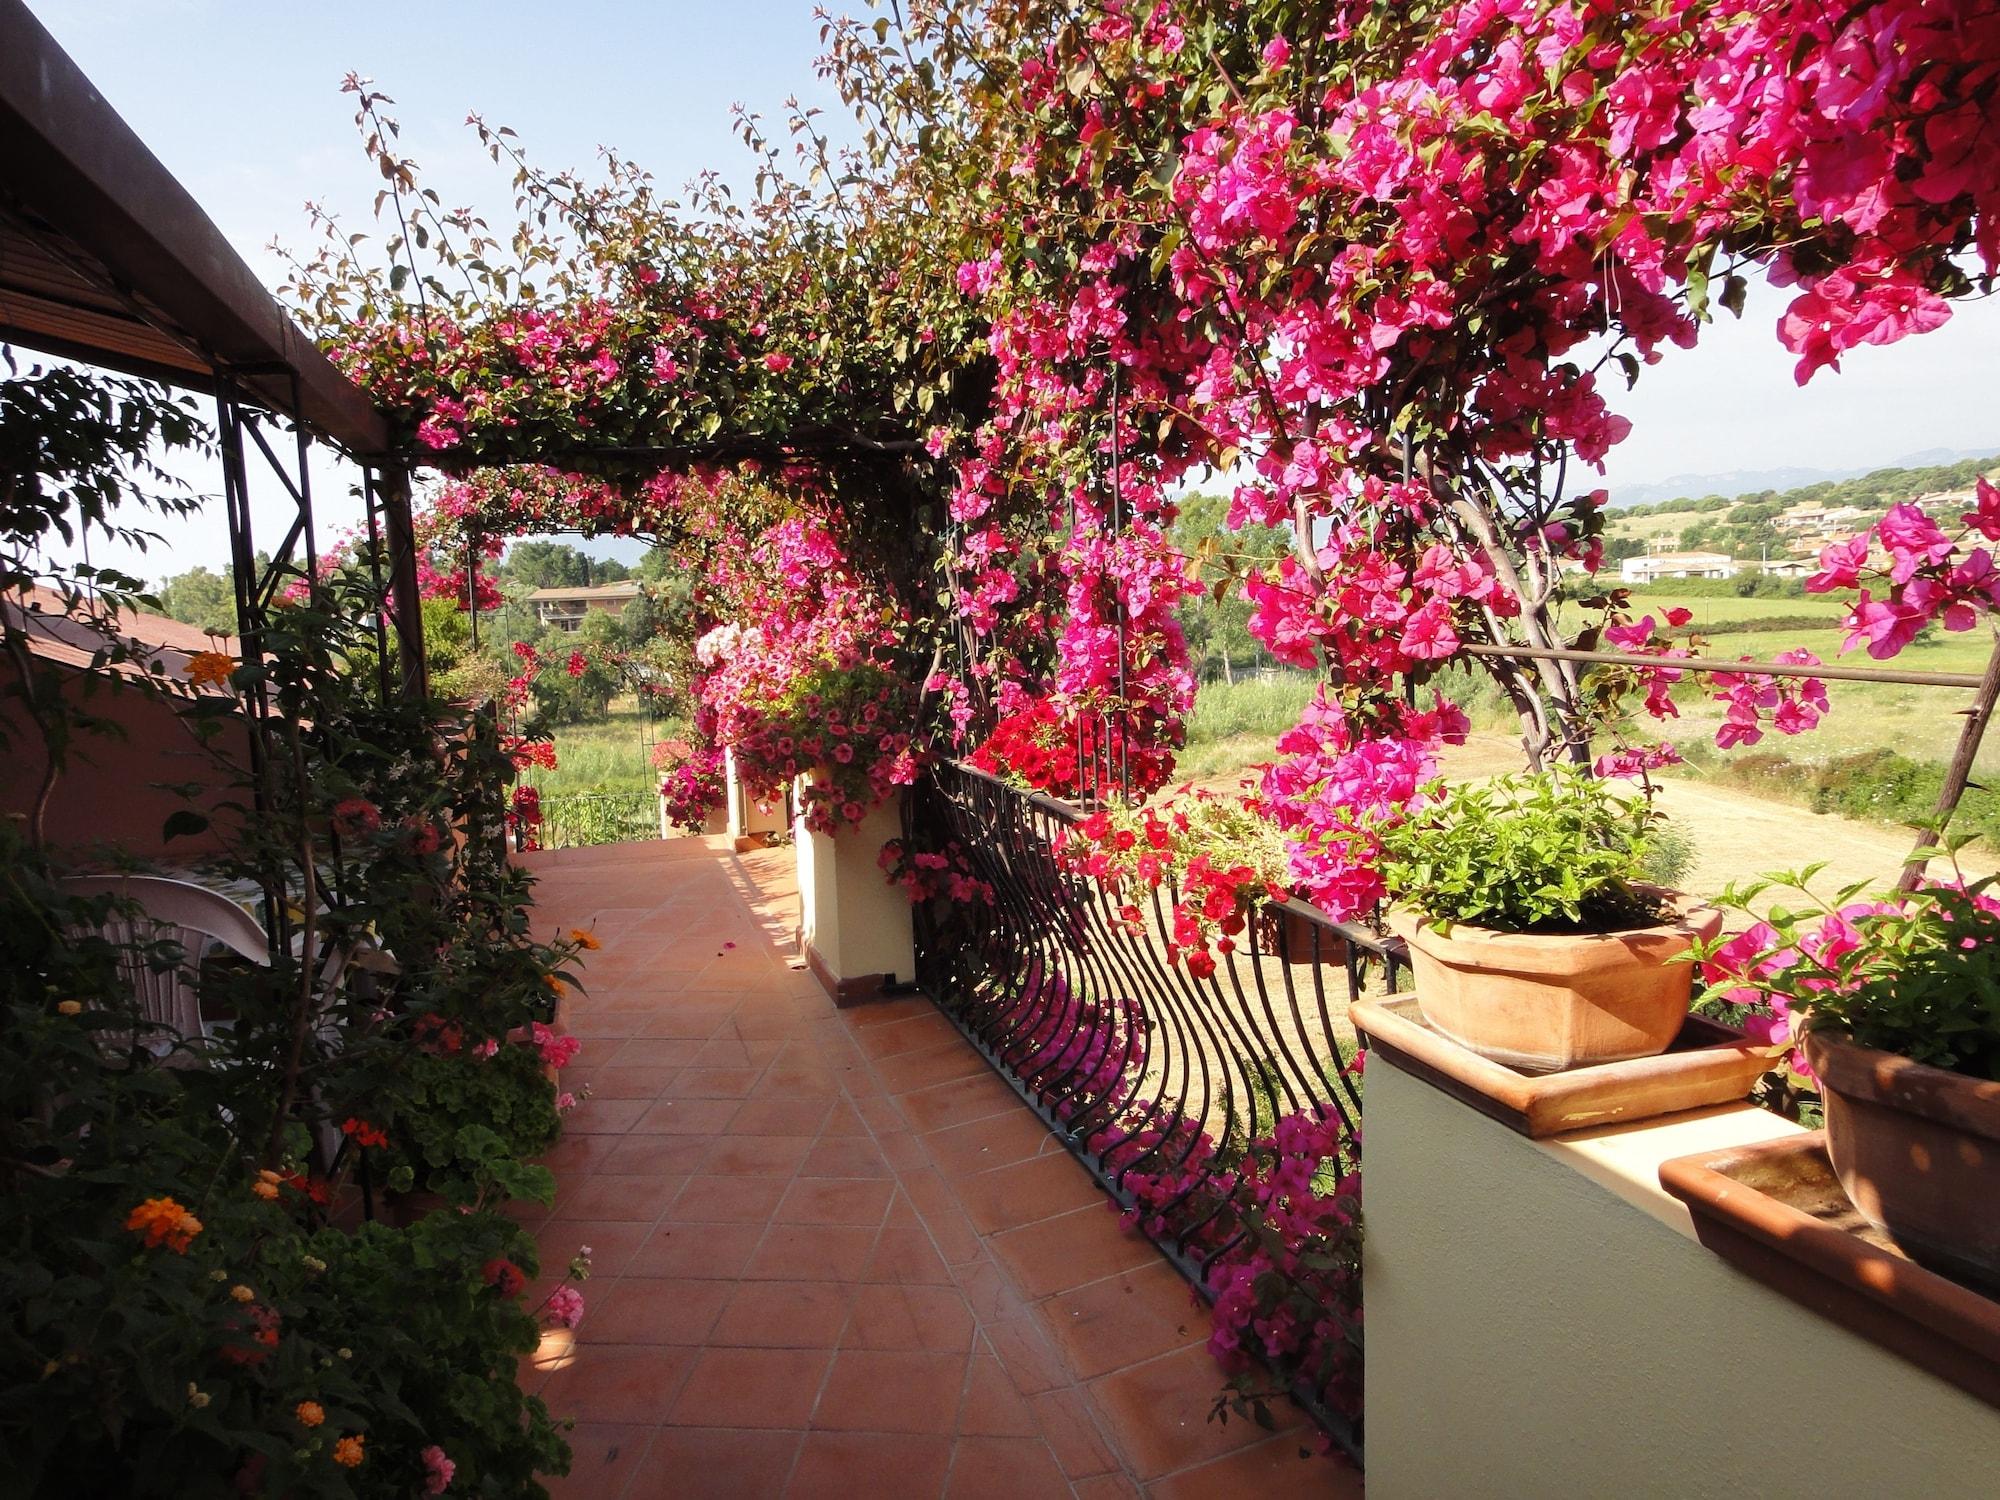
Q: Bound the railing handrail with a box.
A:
[940,756,1404,961]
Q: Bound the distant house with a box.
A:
[1775,502,1830,532]
[1620,551,1738,583]
[527,580,643,632]
[1761,558,1815,579]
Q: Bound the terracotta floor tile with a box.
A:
[1071,1475,1142,1499]
[818,1100,870,1136]
[710,1279,855,1349]
[853,1011,963,1059]
[554,1174,687,1223]
[630,1221,766,1280]
[840,1284,976,1353]
[744,1224,879,1282]
[798,1136,894,1179]
[774,1177,896,1227]
[1027,1388,1124,1481]
[980,1316,1073,1397]
[1084,1345,1284,1481]
[627,1426,805,1500]
[873,1040,992,1096]
[513,842,1343,1496]
[600,1134,716,1176]
[632,1097,744,1135]
[536,1218,654,1279]
[608,1038,710,1069]
[574,1064,684,1098]
[811,1350,968,1434]
[955,1354,1040,1439]
[896,1075,1022,1134]
[944,1435,1070,1499]
[729,1097,836,1137]
[538,1343,697,1426]
[785,1432,954,1499]
[674,1066,765,1098]
[562,1095,660,1135]
[844,996,942,1030]
[669,1347,834,1430]
[702,1133,817,1178]
[860,1226,957,1287]
[544,1422,655,1500]
[985,1207,1157,1299]
[1148,1434,1360,1500]
[587,1276,733,1345]
[921,1112,1057,1179]
[953,1154,1106,1236]
[670,1175,790,1225]
[1043,1263,1207,1381]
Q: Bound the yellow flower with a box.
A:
[187,1384,210,1410]
[184,650,236,690]
[295,1400,325,1428]
[56,1000,83,1016]
[331,1435,365,1468]
[568,927,601,951]
[230,1285,255,1303]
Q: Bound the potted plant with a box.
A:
[1697,865,2000,1283]
[1377,767,1720,1073]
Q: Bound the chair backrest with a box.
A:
[60,875,270,1043]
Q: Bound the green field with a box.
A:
[523,700,686,797]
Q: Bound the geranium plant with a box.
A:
[1697,858,2000,1082]
[1058,782,1291,976]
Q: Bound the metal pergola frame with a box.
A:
[0,0,427,701]
[0,0,436,949]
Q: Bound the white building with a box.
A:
[1620,551,1738,584]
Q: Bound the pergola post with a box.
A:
[376,463,429,698]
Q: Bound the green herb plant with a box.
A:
[1376,766,1669,934]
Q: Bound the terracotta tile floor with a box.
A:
[518,837,1361,1498]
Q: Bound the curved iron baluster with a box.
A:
[904,762,1389,1462]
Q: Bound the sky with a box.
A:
[24,0,2000,583]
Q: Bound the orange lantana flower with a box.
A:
[332,1435,365,1468]
[295,1400,325,1428]
[568,928,601,951]
[125,1196,203,1253]
[184,651,236,690]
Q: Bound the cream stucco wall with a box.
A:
[793,794,913,988]
[724,748,786,842]
[1365,1060,2000,1499]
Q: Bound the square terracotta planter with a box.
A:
[1353,994,1776,1137]
[1660,1131,2000,1413]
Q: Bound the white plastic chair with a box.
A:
[60,875,270,1048]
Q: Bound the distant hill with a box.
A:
[1607,446,2000,509]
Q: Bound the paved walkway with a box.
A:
[515,837,1357,1498]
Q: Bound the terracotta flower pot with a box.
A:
[1806,1029,2000,1286]
[1386,891,1721,1074]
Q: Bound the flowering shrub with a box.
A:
[1697,865,2000,1082]
[0,372,584,1493]
[731,657,923,837]
[1122,1104,1364,1425]
[1056,784,1291,976]
[967,689,1177,800]
[656,739,727,833]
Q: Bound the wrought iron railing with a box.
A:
[904,760,1402,1460]
[525,789,658,851]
